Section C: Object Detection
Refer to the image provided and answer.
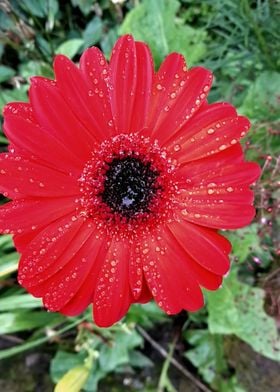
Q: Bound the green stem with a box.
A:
[0,317,85,360]
[158,336,177,392]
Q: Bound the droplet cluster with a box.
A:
[78,133,177,239]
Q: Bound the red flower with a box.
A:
[0,35,260,327]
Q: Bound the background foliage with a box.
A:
[0,0,279,391]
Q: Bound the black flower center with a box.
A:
[101,157,160,219]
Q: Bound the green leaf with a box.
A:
[185,330,247,391]
[51,351,85,383]
[0,252,19,278]
[99,329,142,372]
[100,28,119,59]
[0,65,15,83]
[82,16,103,49]
[206,272,280,361]
[185,330,227,385]
[120,0,207,68]
[0,317,83,360]
[0,294,42,311]
[129,350,154,368]
[0,311,60,334]
[240,71,280,121]
[55,39,84,59]
[0,87,28,113]
[19,60,54,79]
[71,0,94,16]
[225,224,271,264]
[126,301,167,328]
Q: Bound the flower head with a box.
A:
[0,35,260,327]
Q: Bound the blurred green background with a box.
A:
[0,0,279,391]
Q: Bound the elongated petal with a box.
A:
[54,55,113,140]
[0,197,76,234]
[93,239,133,327]
[108,35,137,133]
[147,56,212,144]
[167,221,230,275]
[166,103,250,162]
[3,114,84,174]
[130,41,154,131]
[0,153,79,198]
[29,77,93,167]
[80,46,115,136]
[141,233,204,314]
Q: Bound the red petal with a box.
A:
[0,197,76,234]
[3,102,35,122]
[166,103,250,162]
[178,202,256,229]
[93,239,133,327]
[167,221,230,275]
[17,215,86,287]
[147,57,212,144]
[54,54,113,140]
[40,232,106,312]
[129,245,143,300]
[141,233,204,314]
[60,238,108,316]
[108,35,137,133]
[3,114,83,174]
[130,41,154,132]
[79,46,115,137]
[29,77,93,167]
[0,154,79,199]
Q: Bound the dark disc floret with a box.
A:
[101,156,160,219]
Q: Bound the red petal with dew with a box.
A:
[93,239,133,327]
[0,153,79,199]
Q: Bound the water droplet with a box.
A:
[230,139,237,145]
[207,189,215,194]
[173,144,181,152]
[156,83,163,91]
[207,128,215,135]
[88,90,94,96]
[170,92,176,99]
[219,144,227,151]
[143,248,149,255]
[226,187,234,192]
[164,105,170,112]
[194,213,201,218]
[181,209,188,216]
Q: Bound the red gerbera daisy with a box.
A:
[0,35,260,327]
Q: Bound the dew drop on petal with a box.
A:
[173,144,181,152]
[207,128,215,135]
